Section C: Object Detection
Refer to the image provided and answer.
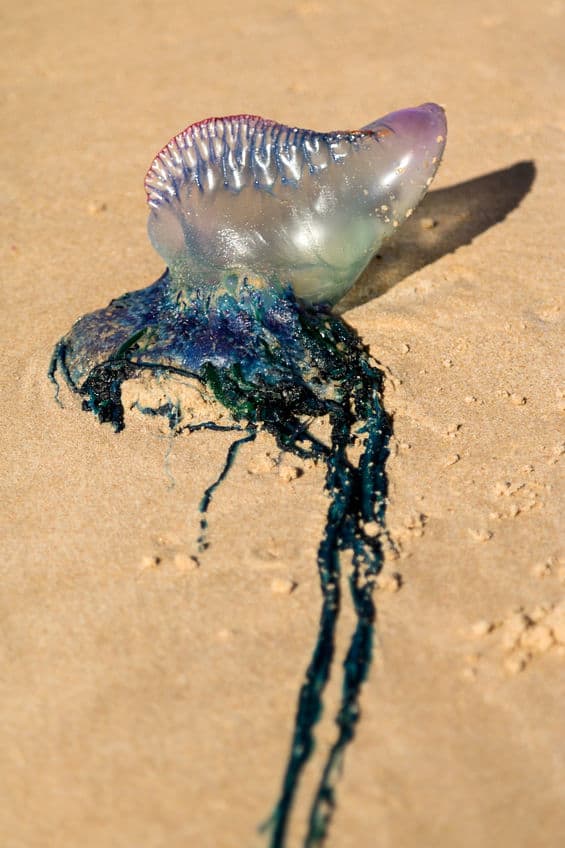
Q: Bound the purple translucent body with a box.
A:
[145,104,446,305]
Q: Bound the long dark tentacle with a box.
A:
[304,372,392,847]
[263,408,354,847]
[304,538,378,846]
[197,430,257,551]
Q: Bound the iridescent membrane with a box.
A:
[146,104,446,304]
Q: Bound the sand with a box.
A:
[1,1,564,846]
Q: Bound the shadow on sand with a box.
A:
[338,160,536,313]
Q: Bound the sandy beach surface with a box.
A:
[2,2,564,846]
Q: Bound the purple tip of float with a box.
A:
[365,102,446,147]
[363,102,447,190]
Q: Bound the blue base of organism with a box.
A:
[49,269,392,847]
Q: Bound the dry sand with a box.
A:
[1,1,564,846]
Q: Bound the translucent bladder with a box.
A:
[145,103,447,305]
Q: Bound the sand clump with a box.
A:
[466,601,565,676]
[270,577,297,595]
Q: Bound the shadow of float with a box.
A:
[338,161,536,313]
